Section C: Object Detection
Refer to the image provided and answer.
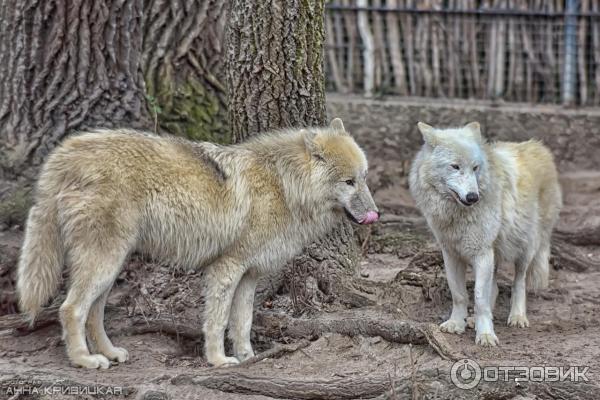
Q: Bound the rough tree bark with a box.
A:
[226,0,361,308]
[0,0,151,181]
[142,0,229,143]
[0,0,229,228]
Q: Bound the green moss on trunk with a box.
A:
[146,74,230,144]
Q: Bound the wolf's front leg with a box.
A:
[473,249,499,346]
[228,270,258,361]
[440,250,468,334]
[202,257,246,367]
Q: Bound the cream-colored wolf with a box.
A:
[410,122,561,346]
[17,119,379,369]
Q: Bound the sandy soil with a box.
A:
[0,168,599,399]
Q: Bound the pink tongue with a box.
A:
[361,211,379,224]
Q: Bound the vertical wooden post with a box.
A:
[563,0,579,105]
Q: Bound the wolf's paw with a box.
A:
[102,346,129,363]
[440,319,466,334]
[73,354,111,369]
[475,332,499,347]
[507,314,529,328]
[208,356,240,367]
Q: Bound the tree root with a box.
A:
[236,339,311,367]
[551,236,600,272]
[120,312,462,362]
[170,365,600,400]
[555,226,600,247]
[0,306,462,363]
[417,323,462,361]
[119,317,203,341]
[171,370,392,399]
[255,312,461,362]
[0,305,60,333]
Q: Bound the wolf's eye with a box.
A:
[451,164,460,170]
[345,179,355,186]
[473,165,479,171]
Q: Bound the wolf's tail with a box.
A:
[526,242,551,290]
[16,200,63,323]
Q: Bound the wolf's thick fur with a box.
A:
[409,122,562,346]
[17,119,379,368]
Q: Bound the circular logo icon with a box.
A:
[451,358,482,389]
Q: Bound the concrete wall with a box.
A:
[326,94,600,172]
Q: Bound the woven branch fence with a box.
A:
[325,0,600,106]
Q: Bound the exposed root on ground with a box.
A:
[555,226,600,247]
[0,305,60,333]
[170,370,392,399]
[237,339,311,367]
[552,236,600,272]
[0,305,461,363]
[255,312,461,362]
[168,365,600,400]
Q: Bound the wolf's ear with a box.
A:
[329,118,349,136]
[303,130,325,161]
[465,122,483,143]
[417,122,437,147]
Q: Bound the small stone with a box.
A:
[360,271,370,278]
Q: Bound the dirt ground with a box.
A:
[0,159,600,399]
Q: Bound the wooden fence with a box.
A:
[324,1,600,106]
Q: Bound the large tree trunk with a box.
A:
[142,0,229,143]
[0,0,229,228]
[226,0,360,310]
[0,0,152,181]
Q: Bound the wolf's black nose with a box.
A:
[466,192,479,204]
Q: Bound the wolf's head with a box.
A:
[304,118,379,224]
[415,121,488,207]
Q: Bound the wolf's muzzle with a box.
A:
[344,209,380,225]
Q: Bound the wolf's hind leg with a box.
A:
[228,270,258,361]
[526,241,551,290]
[86,289,129,363]
[440,250,468,334]
[508,252,536,328]
[203,257,246,367]
[60,245,127,369]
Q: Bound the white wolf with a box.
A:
[17,118,379,368]
[409,122,562,346]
